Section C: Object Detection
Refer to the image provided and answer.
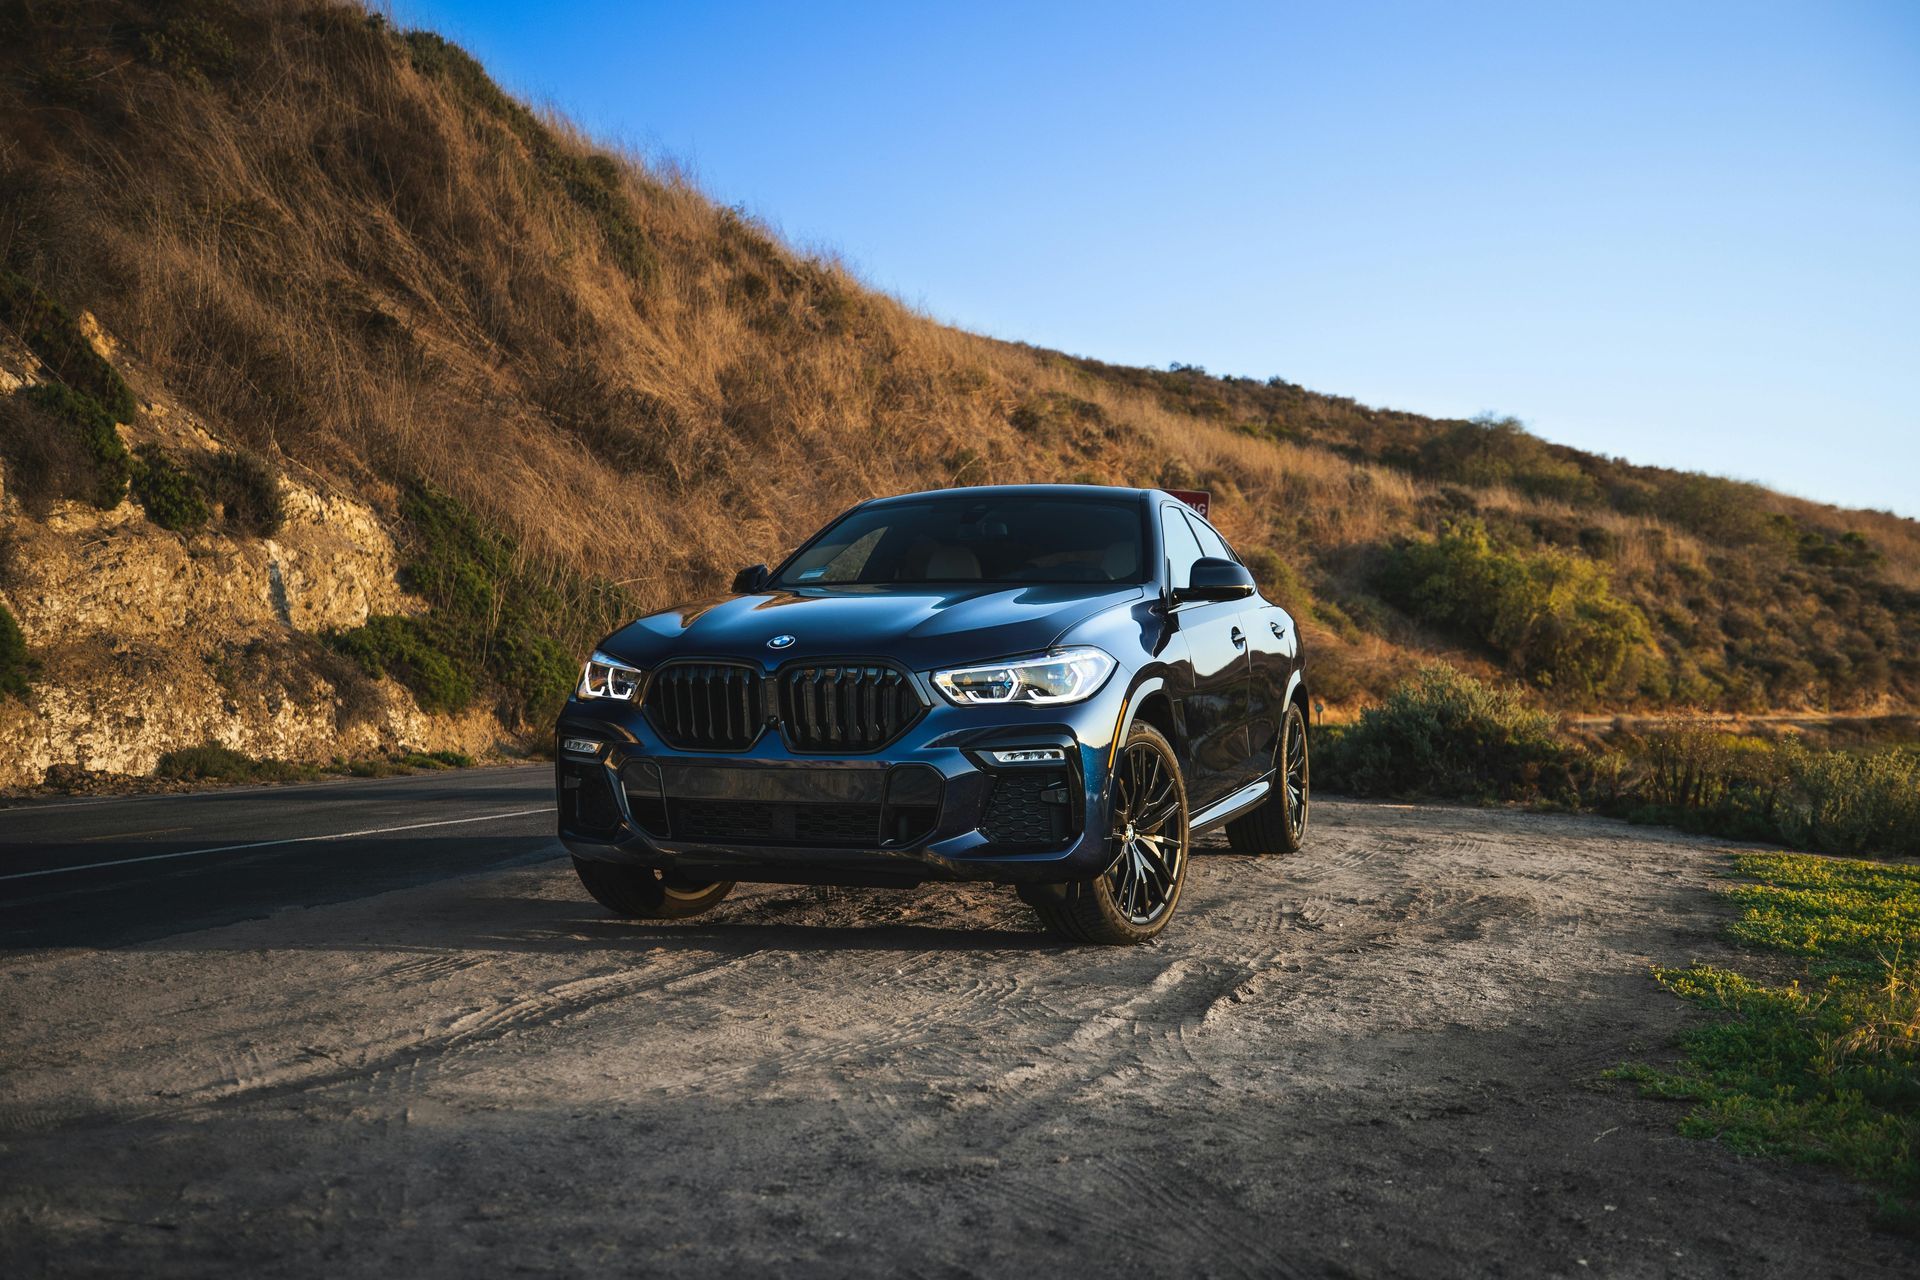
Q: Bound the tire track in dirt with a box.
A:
[5,949,775,1134]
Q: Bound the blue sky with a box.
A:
[396,1,1920,517]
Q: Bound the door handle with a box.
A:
[1230,626,1247,649]
[1270,621,1287,640]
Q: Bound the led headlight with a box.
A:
[932,647,1116,706]
[577,650,644,701]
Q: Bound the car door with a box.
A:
[1161,504,1252,807]
[1179,509,1271,792]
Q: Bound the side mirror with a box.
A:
[1172,557,1255,604]
[731,564,770,593]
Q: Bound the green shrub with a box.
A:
[202,448,285,535]
[327,485,618,723]
[396,749,475,770]
[1649,473,1775,546]
[328,614,474,714]
[0,270,137,422]
[130,444,212,531]
[138,12,238,86]
[1378,520,1650,698]
[0,389,98,515]
[1416,416,1602,505]
[20,384,130,507]
[1318,664,1578,802]
[1241,545,1314,617]
[0,601,31,699]
[1617,728,1920,858]
[155,742,315,783]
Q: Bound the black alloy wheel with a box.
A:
[1225,701,1310,854]
[1025,722,1190,944]
[572,857,735,920]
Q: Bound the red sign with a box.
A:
[1165,488,1211,518]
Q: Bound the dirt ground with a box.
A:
[1,800,1912,1277]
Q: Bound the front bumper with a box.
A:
[554,678,1128,887]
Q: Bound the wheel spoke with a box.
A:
[1137,799,1180,835]
[1136,839,1172,889]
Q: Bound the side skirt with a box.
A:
[1189,773,1274,835]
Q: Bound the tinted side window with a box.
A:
[1184,512,1236,563]
[1162,505,1205,587]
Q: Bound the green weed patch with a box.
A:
[1614,853,1920,1221]
[155,743,320,784]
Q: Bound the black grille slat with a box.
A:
[777,663,923,753]
[644,663,765,751]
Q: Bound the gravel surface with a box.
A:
[1,800,1912,1277]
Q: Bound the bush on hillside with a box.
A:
[138,10,239,86]
[0,389,101,515]
[0,267,135,514]
[154,742,314,783]
[201,447,285,535]
[0,270,138,422]
[329,486,604,723]
[130,444,212,531]
[328,614,473,715]
[1624,726,1920,857]
[1377,521,1650,698]
[17,384,130,508]
[1241,545,1314,617]
[1412,416,1602,506]
[1317,664,1579,802]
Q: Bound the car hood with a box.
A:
[600,583,1146,671]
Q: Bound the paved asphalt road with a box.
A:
[0,766,560,949]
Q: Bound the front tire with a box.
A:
[1028,722,1189,945]
[572,857,734,919]
[1225,701,1309,854]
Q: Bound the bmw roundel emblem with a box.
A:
[767,634,796,650]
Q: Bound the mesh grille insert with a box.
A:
[982,770,1075,848]
[672,800,883,848]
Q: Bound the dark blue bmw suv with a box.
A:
[555,485,1309,943]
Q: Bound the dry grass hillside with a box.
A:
[1,0,1916,783]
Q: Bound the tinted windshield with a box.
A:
[775,496,1148,587]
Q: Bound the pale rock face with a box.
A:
[0,317,511,787]
[11,473,417,647]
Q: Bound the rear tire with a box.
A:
[572,857,734,919]
[1225,701,1309,854]
[1028,722,1189,945]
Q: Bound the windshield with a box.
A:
[774,495,1148,587]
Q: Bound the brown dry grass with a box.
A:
[1,0,1915,715]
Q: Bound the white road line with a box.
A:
[0,764,548,815]
[0,807,556,883]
